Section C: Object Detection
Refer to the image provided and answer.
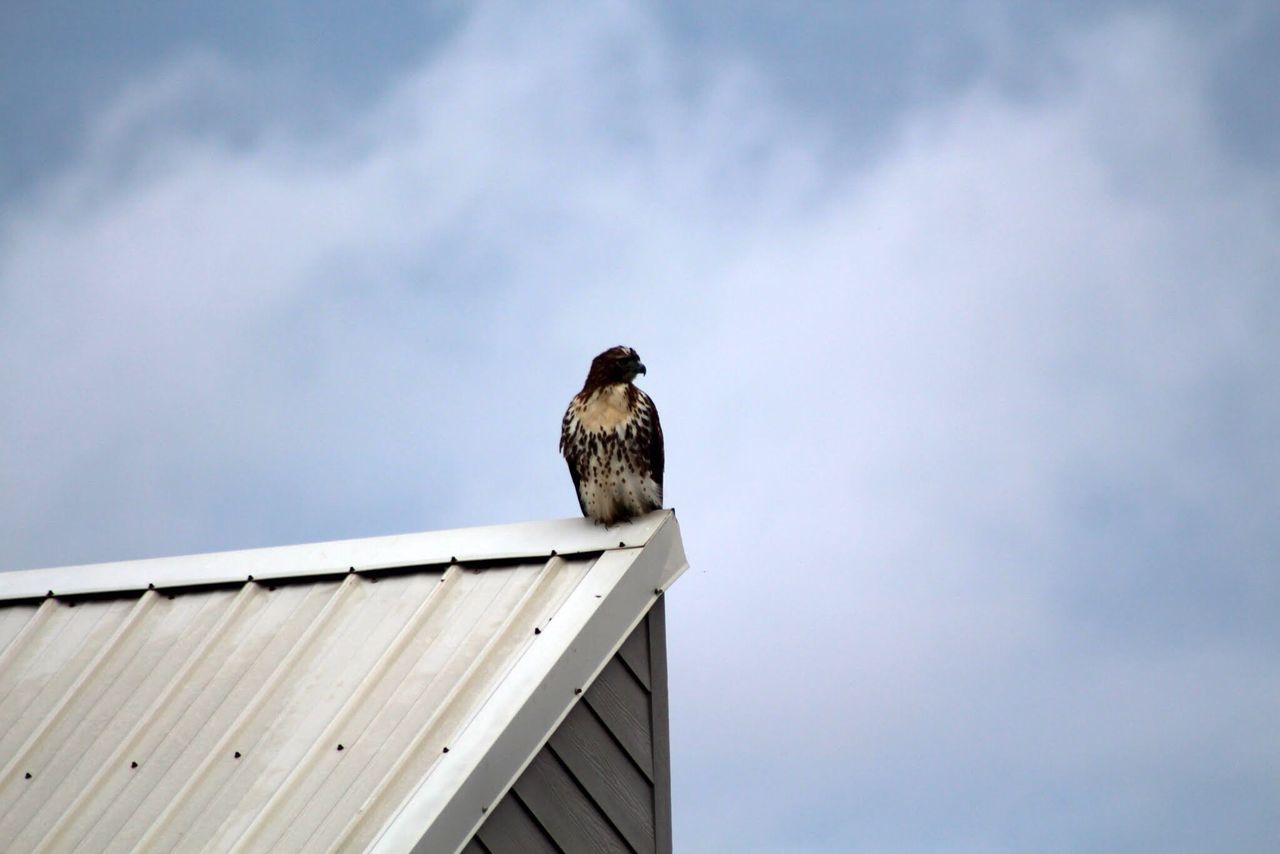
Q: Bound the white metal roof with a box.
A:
[0,510,687,854]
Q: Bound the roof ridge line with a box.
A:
[0,511,675,603]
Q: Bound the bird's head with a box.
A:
[583,345,646,390]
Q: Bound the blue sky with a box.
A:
[2,1,1278,850]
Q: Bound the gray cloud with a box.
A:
[2,2,1277,850]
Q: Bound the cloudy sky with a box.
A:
[3,1,1278,850]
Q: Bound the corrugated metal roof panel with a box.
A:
[0,511,688,854]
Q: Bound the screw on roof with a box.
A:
[130,762,138,769]
[234,752,242,759]
[336,744,345,751]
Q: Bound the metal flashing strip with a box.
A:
[0,511,674,602]
[369,513,689,854]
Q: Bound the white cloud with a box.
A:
[1,3,1276,849]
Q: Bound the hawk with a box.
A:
[560,346,665,526]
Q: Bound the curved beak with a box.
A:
[635,362,647,376]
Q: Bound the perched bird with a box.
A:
[560,346,665,526]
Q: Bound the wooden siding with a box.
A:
[469,599,672,854]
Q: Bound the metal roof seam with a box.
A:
[122,581,332,850]
[289,569,524,854]
[325,556,571,853]
[92,588,294,850]
[129,574,362,853]
[222,566,463,854]
[29,583,261,854]
[432,554,602,755]
[0,591,159,791]
[0,597,56,691]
